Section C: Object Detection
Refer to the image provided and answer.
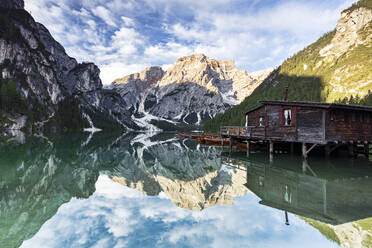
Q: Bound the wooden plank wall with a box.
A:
[296,108,325,143]
[246,105,372,144]
[248,105,325,143]
[326,110,372,142]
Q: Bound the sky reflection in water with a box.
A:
[1,132,371,247]
[22,175,336,248]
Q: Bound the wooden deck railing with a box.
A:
[220,126,253,137]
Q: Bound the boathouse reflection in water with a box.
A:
[234,155,372,225]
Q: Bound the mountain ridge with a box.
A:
[112,54,272,130]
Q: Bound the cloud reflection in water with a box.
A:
[22,175,338,248]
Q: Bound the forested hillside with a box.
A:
[203,0,372,133]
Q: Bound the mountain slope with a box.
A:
[304,216,372,248]
[203,0,372,133]
[0,0,138,133]
[112,54,272,130]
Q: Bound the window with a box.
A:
[284,109,292,126]
[259,116,265,127]
[283,185,292,204]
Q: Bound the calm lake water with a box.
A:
[1,132,372,248]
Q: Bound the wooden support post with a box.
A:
[348,143,355,158]
[269,141,274,154]
[269,141,274,163]
[246,140,250,157]
[322,180,327,215]
[364,143,369,158]
[285,211,289,226]
[302,159,307,173]
[229,137,232,154]
[269,153,273,164]
[302,143,307,160]
[302,160,317,177]
[290,142,294,155]
[325,143,330,160]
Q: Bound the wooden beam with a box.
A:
[306,144,318,155]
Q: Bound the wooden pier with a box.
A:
[221,100,372,159]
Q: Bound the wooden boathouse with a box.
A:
[221,100,372,159]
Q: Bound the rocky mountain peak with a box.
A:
[320,6,372,57]
[112,66,165,116]
[111,54,272,129]
[159,54,239,92]
[157,54,267,104]
[114,66,164,85]
[0,0,24,9]
[176,53,207,63]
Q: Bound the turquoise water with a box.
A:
[1,132,372,248]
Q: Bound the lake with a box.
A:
[1,132,372,248]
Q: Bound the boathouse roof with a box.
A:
[245,100,372,114]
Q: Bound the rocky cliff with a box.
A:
[204,0,372,132]
[112,54,271,129]
[0,0,137,133]
[0,0,23,9]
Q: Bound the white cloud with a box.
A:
[121,16,135,27]
[92,6,117,27]
[91,238,111,248]
[24,0,358,86]
[22,173,339,248]
[100,62,149,84]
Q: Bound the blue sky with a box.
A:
[24,0,356,85]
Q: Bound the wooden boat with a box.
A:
[190,134,202,139]
[204,136,230,146]
[179,133,204,139]
[178,133,191,139]
[196,136,205,144]
[180,132,232,146]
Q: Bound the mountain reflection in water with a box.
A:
[0,132,371,248]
